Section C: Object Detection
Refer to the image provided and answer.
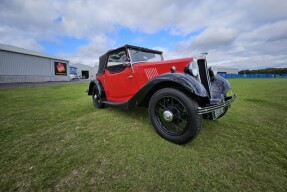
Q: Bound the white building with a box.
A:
[0,44,69,83]
[216,66,238,75]
[94,64,99,75]
[71,63,96,80]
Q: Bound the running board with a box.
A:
[102,100,129,109]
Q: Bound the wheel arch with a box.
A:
[87,79,106,100]
[133,73,209,108]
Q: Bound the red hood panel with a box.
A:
[134,57,193,81]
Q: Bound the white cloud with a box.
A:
[0,0,287,69]
[239,19,287,42]
[58,35,114,66]
[191,28,239,50]
[0,25,44,51]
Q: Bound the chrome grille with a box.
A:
[197,59,211,98]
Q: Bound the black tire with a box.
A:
[148,88,202,144]
[92,87,105,109]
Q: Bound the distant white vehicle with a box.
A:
[70,74,77,80]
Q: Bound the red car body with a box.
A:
[97,58,192,102]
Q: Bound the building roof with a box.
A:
[216,66,238,69]
[0,43,69,62]
[216,66,238,70]
[71,63,95,69]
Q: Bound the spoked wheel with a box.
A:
[155,96,188,135]
[149,88,202,144]
[92,87,105,109]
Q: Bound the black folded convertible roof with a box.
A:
[97,45,163,75]
[102,44,162,56]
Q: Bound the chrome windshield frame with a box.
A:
[127,48,163,65]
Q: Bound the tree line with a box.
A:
[239,68,287,74]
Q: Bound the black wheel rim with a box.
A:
[154,96,189,135]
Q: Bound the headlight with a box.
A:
[188,59,199,76]
[209,66,217,77]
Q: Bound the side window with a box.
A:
[106,50,127,73]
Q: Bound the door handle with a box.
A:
[127,75,133,79]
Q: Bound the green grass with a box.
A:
[0,79,286,191]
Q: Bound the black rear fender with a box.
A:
[87,80,106,100]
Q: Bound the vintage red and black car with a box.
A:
[88,45,236,144]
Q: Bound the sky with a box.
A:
[0,0,287,70]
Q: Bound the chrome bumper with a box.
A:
[197,94,237,114]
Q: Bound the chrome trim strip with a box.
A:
[205,60,212,98]
[197,94,237,114]
[127,48,135,73]
[127,48,132,64]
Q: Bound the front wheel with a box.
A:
[148,88,202,144]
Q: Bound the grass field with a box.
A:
[0,79,286,191]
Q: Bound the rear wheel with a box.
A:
[92,87,105,108]
[149,88,202,144]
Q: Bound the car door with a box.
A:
[104,49,139,102]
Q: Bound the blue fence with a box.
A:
[219,74,287,78]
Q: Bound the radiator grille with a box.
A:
[198,59,211,98]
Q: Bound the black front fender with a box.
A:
[129,73,208,108]
[87,80,106,100]
[210,75,232,104]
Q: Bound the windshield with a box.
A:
[129,49,163,63]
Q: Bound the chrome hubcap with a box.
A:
[94,95,97,100]
[163,110,173,122]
